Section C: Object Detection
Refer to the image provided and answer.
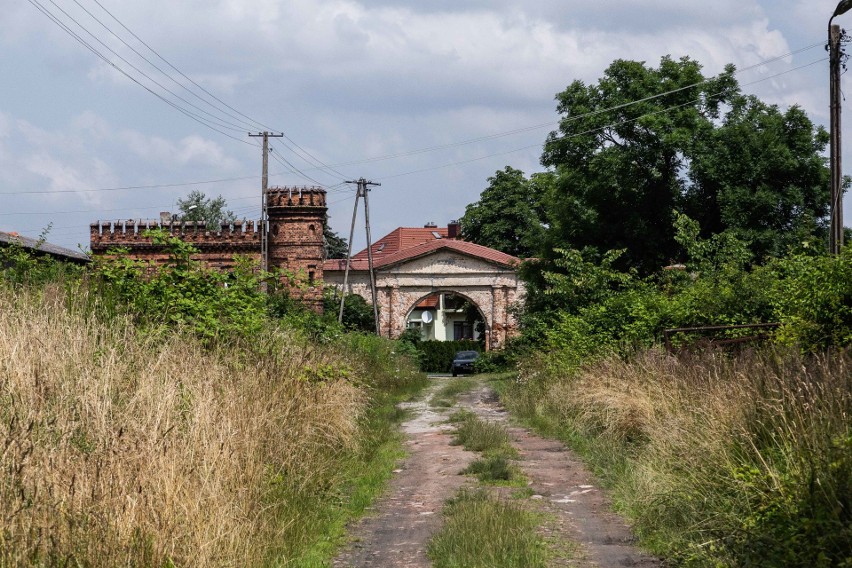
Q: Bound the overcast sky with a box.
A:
[1,0,850,252]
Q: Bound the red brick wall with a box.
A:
[90,187,328,312]
[267,187,327,311]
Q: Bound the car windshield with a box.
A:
[455,351,479,361]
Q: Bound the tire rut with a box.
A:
[458,384,662,568]
[334,379,662,567]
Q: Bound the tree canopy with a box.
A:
[535,55,830,272]
[459,166,551,258]
[177,190,236,228]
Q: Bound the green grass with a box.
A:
[461,455,527,486]
[449,411,515,456]
[427,489,548,568]
[276,385,428,566]
[429,377,477,408]
[500,349,852,567]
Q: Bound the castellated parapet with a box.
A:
[89,186,328,312]
[266,186,327,311]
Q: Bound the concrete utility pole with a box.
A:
[829,1,851,254]
[338,178,382,334]
[249,132,283,270]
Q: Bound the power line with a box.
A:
[27,0,258,147]
[305,42,827,171]
[65,0,351,181]
[379,56,829,181]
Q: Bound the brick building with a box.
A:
[90,186,327,310]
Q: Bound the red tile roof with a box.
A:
[323,228,520,272]
[415,293,440,308]
[351,227,449,261]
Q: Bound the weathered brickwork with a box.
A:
[267,187,326,311]
[325,250,525,350]
[90,186,327,312]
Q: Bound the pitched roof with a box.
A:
[351,227,449,262]
[0,231,90,264]
[323,233,519,272]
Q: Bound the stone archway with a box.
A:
[378,284,517,350]
[324,244,525,350]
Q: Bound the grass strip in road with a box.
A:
[428,489,548,568]
[429,377,477,408]
[449,410,515,456]
[461,454,526,486]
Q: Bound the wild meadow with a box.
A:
[0,239,425,566]
[498,229,852,566]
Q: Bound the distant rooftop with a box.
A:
[0,231,90,264]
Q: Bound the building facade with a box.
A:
[324,224,525,350]
[89,186,327,310]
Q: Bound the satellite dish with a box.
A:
[421,311,434,324]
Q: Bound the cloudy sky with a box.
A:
[1,0,849,252]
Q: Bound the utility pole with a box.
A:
[338,178,382,334]
[249,132,283,270]
[338,188,362,324]
[829,2,851,253]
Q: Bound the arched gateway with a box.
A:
[324,224,524,350]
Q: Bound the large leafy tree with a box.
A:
[177,190,236,227]
[459,166,552,258]
[541,56,738,273]
[539,56,831,273]
[686,97,830,258]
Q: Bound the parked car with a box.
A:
[451,350,480,376]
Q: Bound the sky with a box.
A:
[1,0,850,253]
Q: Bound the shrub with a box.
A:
[771,247,852,350]
[414,340,483,373]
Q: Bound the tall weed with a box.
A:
[504,348,852,566]
[0,286,422,566]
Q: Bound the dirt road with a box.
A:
[333,378,661,567]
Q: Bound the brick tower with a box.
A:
[266,186,327,312]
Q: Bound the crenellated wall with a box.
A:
[90,219,262,270]
[90,186,328,311]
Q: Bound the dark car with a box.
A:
[451,350,480,376]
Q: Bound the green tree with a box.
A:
[323,223,348,259]
[177,190,236,228]
[541,56,738,273]
[459,167,551,258]
[540,55,831,272]
[686,97,830,259]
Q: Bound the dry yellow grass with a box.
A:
[0,287,367,566]
[505,347,852,564]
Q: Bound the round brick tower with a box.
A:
[266,186,327,312]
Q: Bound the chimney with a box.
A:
[424,221,437,228]
[447,220,460,239]
[160,211,171,225]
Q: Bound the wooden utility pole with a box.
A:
[249,132,283,270]
[338,188,362,324]
[828,0,852,253]
[338,178,382,334]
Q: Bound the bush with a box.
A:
[771,247,852,350]
[413,340,483,373]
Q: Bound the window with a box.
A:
[454,321,474,340]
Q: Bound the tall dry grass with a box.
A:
[505,347,852,566]
[0,286,369,566]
